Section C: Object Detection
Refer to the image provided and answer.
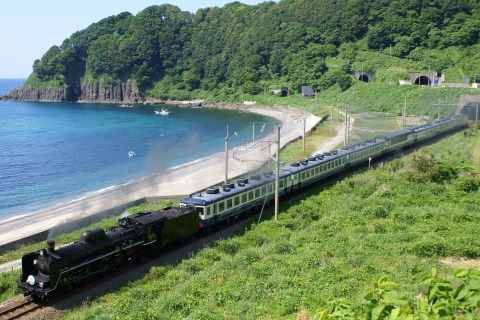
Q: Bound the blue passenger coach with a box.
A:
[180,114,468,230]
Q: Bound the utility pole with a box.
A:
[336,100,339,122]
[225,125,229,183]
[274,126,280,221]
[344,107,349,146]
[438,99,441,120]
[224,125,237,183]
[330,107,333,135]
[476,102,479,125]
[302,118,306,151]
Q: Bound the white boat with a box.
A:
[154,108,169,115]
[119,104,133,108]
[128,151,136,157]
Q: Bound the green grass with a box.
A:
[58,127,480,319]
[0,269,21,302]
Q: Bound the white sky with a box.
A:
[0,0,276,78]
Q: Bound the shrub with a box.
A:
[216,239,240,255]
[409,238,452,258]
[431,160,459,182]
[453,177,480,192]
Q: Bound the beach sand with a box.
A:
[0,104,322,250]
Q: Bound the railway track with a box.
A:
[0,298,42,320]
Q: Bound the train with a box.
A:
[18,114,468,300]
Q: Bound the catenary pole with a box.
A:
[344,107,348,146]
[274,125,280,221]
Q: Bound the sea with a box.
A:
[0,79,276,223]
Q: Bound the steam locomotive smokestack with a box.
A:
[47,240,55,253]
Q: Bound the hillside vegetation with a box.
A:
[23,0,480,105]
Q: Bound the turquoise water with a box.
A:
[0,79,275,222]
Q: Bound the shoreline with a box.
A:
[0,103,321,252]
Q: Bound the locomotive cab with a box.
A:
[19,245,55,299]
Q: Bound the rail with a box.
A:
[0,298,42,320]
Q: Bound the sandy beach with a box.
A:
[0,103,325,251]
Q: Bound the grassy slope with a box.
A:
[60,127,480,319]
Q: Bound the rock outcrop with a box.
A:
[0,79,143,103]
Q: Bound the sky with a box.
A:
[0,0,276,79]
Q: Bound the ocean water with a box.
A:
[0,79,275,222]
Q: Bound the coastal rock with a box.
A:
[0,85,72,102]
[0,79,143,103]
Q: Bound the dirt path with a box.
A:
[312,107,355,154]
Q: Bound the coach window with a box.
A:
[255,189,260,198]
[268,184,273,192]
[206,207,211,216]
[227,199,232,209]
[242,193,247,203]
[280,180,284,188]
[219,201,225,212]
[261,186,266,195]
[234,196,240,206]
[249,191,254,200]
[213,204,217,214]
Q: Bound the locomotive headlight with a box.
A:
[27,275,36,286]
[39,282,44,288]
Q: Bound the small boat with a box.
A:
[154,108,169,115]
[128,151,136,157]
[119,104,133,108]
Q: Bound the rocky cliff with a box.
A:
[0,79,143,103]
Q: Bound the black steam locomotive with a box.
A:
[19,207,198,300]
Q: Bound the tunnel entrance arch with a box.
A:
[358,74,369,82]
[414,76,431,85]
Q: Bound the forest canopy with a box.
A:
[27,0,480,97]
